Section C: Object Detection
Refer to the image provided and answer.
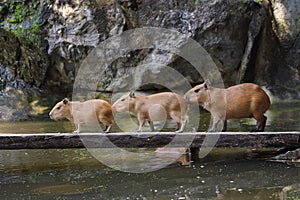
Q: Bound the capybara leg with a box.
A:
[137,124,143,132]
[73,124,80,133]
[176,118,187,133]
[222,120,227,132]
[208,118,222,132]
[176,125,184,133]
[257,115,267,131]
[136,114,145,132]
[148,121,155,131]
[100,118,113,133]
[175,122,182,133]
[251,115,267,132]
[137,119,145,132]
[261,115,267,131]
[170,112,185,132]
[104,125,112,133]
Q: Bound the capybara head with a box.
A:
[112,91,135,113]
[184,81,210,105]
[49,98,71,120]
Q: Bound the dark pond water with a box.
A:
[0,159,300,200]
[0,101,300,199]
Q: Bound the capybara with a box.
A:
[184,82,270,132]
[49,98,114,133]
[112,92,188,132]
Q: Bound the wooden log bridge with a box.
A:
[0,132,299,151]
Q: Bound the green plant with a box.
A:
[0,1,43,48]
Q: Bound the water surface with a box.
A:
[0,101,300,199]
[1,159,299,199]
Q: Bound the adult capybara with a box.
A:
[112,91,188,132]
[184,82,270,132]
[49,98,114,133]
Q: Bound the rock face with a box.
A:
[268,0,300,98]
[0,0,300,120]
[0,29,48,89]
[43,0,300,97]
[0,28,48,120]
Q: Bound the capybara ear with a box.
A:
[129,91,136,98]
[204,80,211,90]
[204,83,208,91]
[63,98,69,105]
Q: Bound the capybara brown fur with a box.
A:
[49,98,114,133]
[184,82,270,132]
[112,92,188,132]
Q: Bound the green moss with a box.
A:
[0,1,43,48]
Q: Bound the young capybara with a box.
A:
[49,98,114,133]
[184,82,270,132]
[112,91,188,132]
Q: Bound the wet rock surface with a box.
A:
[0,29,48,89]
[0,28,48,120]
[0,0,300,120]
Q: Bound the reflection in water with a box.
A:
[155,147,191,166]
[0,120,74,133]
[0,160,300,199]
[32,184,89,195]
[85,147,191,173]
[0,149,100,171]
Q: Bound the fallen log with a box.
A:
[0,132,299,151]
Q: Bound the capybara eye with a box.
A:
[121,98,125,102]
[56,106,61,110]
[194,89,200,93]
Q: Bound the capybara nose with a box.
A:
[49,113,53,119]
